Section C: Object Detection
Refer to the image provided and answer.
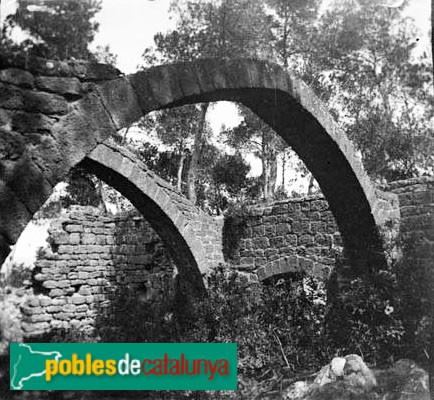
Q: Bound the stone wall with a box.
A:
[20,178,434,337]
[228,196,343,281]
[387,177,434,310]
[21,206,176,337]
[387,177,434,269]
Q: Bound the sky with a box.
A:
[89,0,431,74]
[90,0,175,73]
[1,0,431,73]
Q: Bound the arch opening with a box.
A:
[124,60,390,272]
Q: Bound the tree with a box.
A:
[140,104,211,194]
[223,106,288,201]
[7,0,102,60]
[142,0,275,204]
[303,0,433,181]
[266,0,318,68]
[211,153,251,212]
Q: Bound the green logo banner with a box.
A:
[10,343,237,391]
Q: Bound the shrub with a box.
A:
[326,266,405,365]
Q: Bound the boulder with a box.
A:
[282,356,429,400]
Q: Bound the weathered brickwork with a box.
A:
[21,206,176,336]
[229,197,343,281]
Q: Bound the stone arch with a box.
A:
[0,57,397,275]
[79,141,222,293]
[104,58,394,271]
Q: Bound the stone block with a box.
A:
[79,286,92,296]
[78,272,89,280]
[58,245,74,254]
[11,111,55,134]
[76,304,89,313]
[49,289,65,297]
[82,233,96,245]
[24,90,68,114]
[40,297,52,307]
[0,68,34,87]
[71,295,86,305]
[299,257,314,273]
[270,236,285,248]
[35,76,82,96]
[57,280,71,288]
[299,234,314,246]
[252,237,269,249]
[85,295,95,304]
[30,313,52,323]
[22,306,43,315]
[97,78,142,129]
[47,305,63,313]
[52,298,67,306]
[69,233,80,244]
[276,223,291,235]
[252,225,265,236]
[272,204,287,214]
[95,235,106,245]
[56,312,74,321]
[264,224,276,236]
[42,280,57,289]
[65,224,84,233]
[27,297,40,307]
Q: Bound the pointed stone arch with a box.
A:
[0,57,397,275]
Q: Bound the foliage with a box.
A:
[265,0,318,67]
[60,166,104,208]
[262,274,330,371]
[140,0,277,205]
[302,0,433,181]
[139,105,212,198]
[143,0,275,64]
[5,0,102,60]
[394,239,434,367]
[222,106,288,200]
[1,263,32,289]
[326,264,405,365]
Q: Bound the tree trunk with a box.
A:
[177,150,185,192]
[96,179,107,214]
[186,103,209,203]
[282,151,286,189]
[307,174,315,195]
[261,131,269,200]
[267,155,278,199]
